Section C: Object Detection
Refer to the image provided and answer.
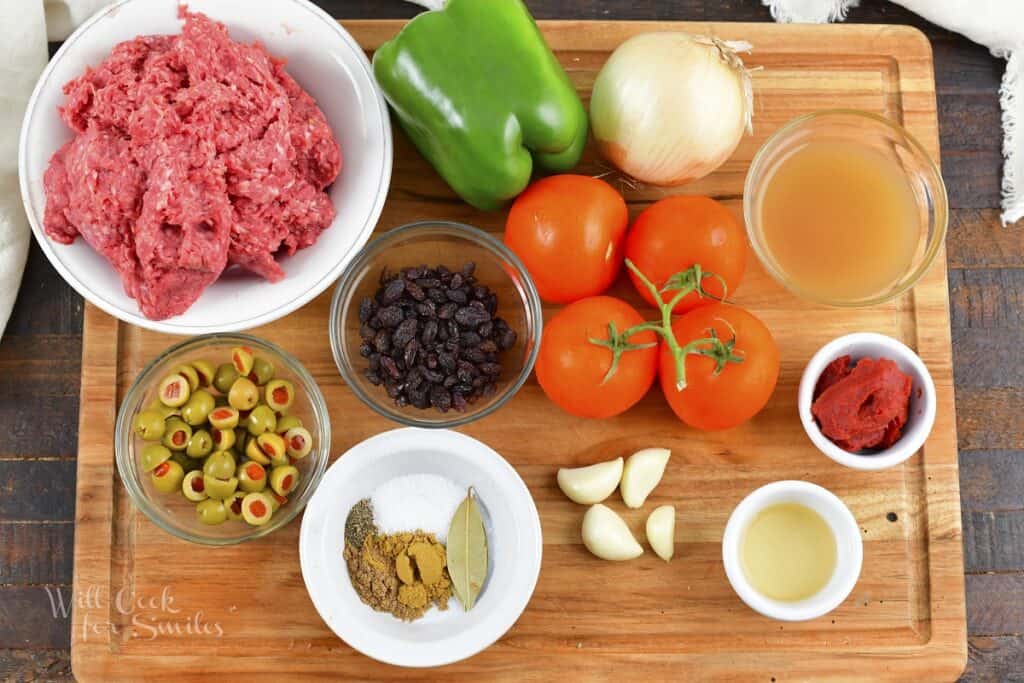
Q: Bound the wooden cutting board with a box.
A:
[71,20,967,681]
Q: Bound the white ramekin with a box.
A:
[798,332,937,471]
[722,480,863,622]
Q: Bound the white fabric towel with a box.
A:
[0,0,110,342]
[764,0,1024,226]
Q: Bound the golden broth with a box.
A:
[741,502,837,602]
[757,138,921,302]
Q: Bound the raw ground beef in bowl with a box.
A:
[42,10,342,321]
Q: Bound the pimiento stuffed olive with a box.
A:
[134,352,315,527]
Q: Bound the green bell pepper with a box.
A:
[372,0,588,211]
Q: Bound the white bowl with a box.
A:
[798,332,937,471]
[299,428,543,668]
[722,480,863,622]
[19,0,392,334]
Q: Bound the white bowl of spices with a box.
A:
[299,427,542,667]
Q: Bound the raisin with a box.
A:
[461,262,476,278]
[447,288,468,304]
[404,339,420,368]
[455,306,490,327]
[406,281,425,301]
[380,278,406,304]
[380,356,401,379]
[393,318,418,348]
[364,369,382,386]
[358,297,376,323]
[415,301,436,317]
[375,305,403,328]
[437,302,458,320]
[359,342,372,358]
[421,319,439,346]
[429,386,452,413]
[480,340,498,354]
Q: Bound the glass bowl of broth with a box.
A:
[744,110,947,307]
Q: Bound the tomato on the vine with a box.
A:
[536,296,658,419]
[505,175,629,304]
[625,195,746,313]
[659,303,779,431]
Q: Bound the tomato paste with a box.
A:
[811,356,913,451]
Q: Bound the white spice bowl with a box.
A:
[722,480,863,622]
[798,332,937,471]
[299,427,543,668]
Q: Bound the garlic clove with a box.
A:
[582,504,644,561]
[646,505,676,561]
[620,447,671,508]
[557,457,624,504]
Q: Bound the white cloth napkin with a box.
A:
[0,0,109,341]
[764,0,1024,226]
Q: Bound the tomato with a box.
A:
[505,175,629,304]
[536,296,658,419]
[625,195,746,314]
[659,303,779,431]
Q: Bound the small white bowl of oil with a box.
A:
[722,480,862,621]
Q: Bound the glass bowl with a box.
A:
[743,109,948,307]
[115,333,330,545]
[329,221,543,428]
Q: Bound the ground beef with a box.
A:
[43,10,341,320]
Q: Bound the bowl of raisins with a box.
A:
[329,221,543,427]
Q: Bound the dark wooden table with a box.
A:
[0,1,1016,680]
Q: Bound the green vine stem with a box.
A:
[589,259,744,390]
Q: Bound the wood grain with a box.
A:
[67,19,967,682]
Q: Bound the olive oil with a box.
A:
[757,138,921,302]
[741,502,837,602]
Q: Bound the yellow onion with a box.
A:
[590,32,754,186]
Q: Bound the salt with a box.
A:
[370,473,467,544]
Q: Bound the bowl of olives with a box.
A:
[115,333,330,545]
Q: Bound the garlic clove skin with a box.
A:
[620,447,671,508]
[557,457,624,504]
[646,505,676,561]
[582,504,644,561]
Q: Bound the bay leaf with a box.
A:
[447,487,488,611]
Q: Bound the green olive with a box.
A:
[213,363,239,394]
[202,475,239,500]
[269,465,300,496]
[151,460,185,494]
[256,432,287,460]
[245,437,271,465]
[208,406,239,430]
[211,428,236,451]
[182,470,208,501]
[181,389,216,426]
[147,399,180,420]
[196,499,228,526]
[246,405,277,436]
[284,427,313,459]
[275,414,303,434]
[158,374,191,408]
[241,492,274,526]
[237,461,268,493]
[191,359,215,387]
[132,409,166,441]
[250,357,275,385]
[174,364,200,391]
[140,443,172,472]
[203,450,236,479]
[228,377,259,411]
[263,380,292,412]
[186,429,213,458]
[231,346,255,376]
[268,491,285,511]
[170,451,201,473]
[161,418,192,451]
[225,491,246,521]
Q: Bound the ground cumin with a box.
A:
[343,530,452,621]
